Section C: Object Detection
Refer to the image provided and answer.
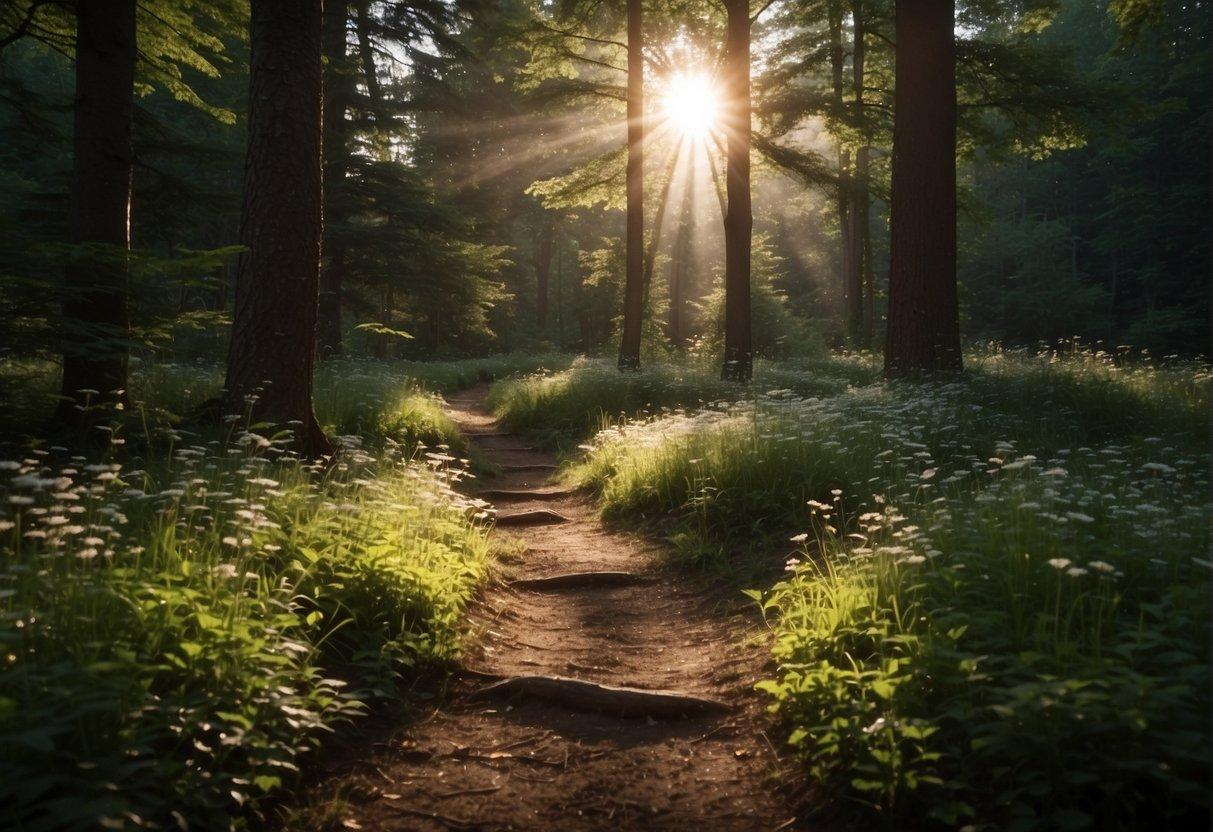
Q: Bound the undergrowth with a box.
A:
[0,357,531,830]
[563,347,1211,830]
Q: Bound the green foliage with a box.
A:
[0,368,494,830]
[489,353,876,447]
[569,347,1210,828]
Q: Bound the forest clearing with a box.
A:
[0,0,1208,830]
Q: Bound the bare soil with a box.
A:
[306,386,816,831]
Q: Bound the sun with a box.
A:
[662,72,720,138]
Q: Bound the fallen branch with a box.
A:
[500,463,559,472]
[469,675,732,718]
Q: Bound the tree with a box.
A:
[883,0,961,377]
[536,220,554,330]
[617,0,644,371]
[720,0,752,382]
[223,0,331,456]
[56,0,137,419]
[319,1,351,358]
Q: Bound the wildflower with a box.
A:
[784,558,801,572]
[1064,511,1095,524]
[1066,567,1089,577]
[1089,560,1115,574]
[789,533,809,543]
[919,468,937,480]
[1047,558,1072,570]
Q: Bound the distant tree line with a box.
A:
[0,0,1205,448]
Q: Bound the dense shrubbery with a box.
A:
[560,349,1210,829]
[0,358,536,830]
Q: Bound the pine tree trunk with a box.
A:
[223,0,331,457]
[57,0,136,419]
[721,0,752,382]
[318,0,349,358]
[849,0,870,346]
[828,1,855,340]
[883,0,961,377]
[618,0,644,371]
[668,195,693,349]
[536,221,553,331]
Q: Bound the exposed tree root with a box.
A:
[495,509,570,527]
[499,462,558,472]
[480,488,576,503]
[469,674,732,718]
[510,571,652,590]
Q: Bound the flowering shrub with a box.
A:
[0,412,491,828]
[568,350,1210,829]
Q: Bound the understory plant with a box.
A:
[0,403,492,829]
[570,348,1211,829]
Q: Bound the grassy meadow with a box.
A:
[495,347,1211,830]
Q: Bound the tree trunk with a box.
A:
[223,0,331,457]
[848,0,870,346]
[720,0,752,382]
[668,190,693,349]
[618,0,644,371]
[318,0,349,358]
[57,0,136,420]
[536,221,554,331]
[883,0,961,378]
[555,243,564,343]
[828,1,855,340]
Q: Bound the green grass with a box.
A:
[0,356,548,830]
[488,353,878,447]
[0,352,575,448]
[562,348,1211,829]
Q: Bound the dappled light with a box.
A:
[0,0,1207,830]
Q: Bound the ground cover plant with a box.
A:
[0,365,508,830]
[488,354,880,447]
[563,348,1211,829]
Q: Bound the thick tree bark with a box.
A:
[618,0,644,371]
[223,0,331,457]
[721,0,752,382]
[884,0,962,377]
[536,221,554,330]
[57,0,135,419]
[318,0,349,358]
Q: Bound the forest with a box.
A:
[0,0,1208,830]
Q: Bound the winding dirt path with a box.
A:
[324,386,809,831]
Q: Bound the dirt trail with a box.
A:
[326,386,808,831]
